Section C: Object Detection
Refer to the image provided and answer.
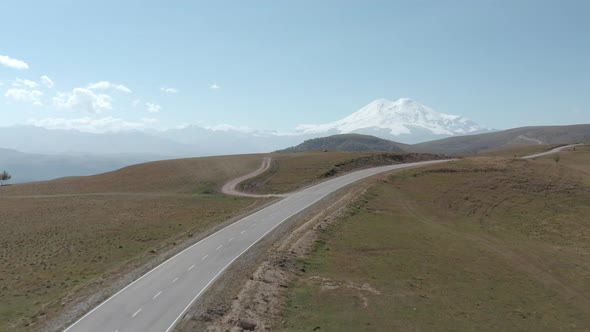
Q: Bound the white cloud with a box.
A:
[53,88,112,113]
[13,78,39,88]
[206,123,255,133]
[132,99,141,107]
[146,102,161,113]
[0,55,29,70]
[88,81,132,93]
[29,117,146,133]
[161,87,179,94]
[210,83,220,90]
[141,117,160,124]
[4,88,43,106]
[41,75,54,88]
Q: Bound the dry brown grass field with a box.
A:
[281,146,590,331]
[0,154,272,330]
[477,144,559,157]
[1,151,419,330]
[240,151,445,194]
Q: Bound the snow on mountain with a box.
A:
[296,98,484,138]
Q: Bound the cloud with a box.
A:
[88,81,132,93]
[0,55,29,70]
[141,117,160,124]
[29,117,146,133]
[161,87,179,94]
[53,88,112,113]
[210,83,220,90]
[146,102,161,113]
[41,75,54,88]
[4,88,43,106]
[132,99,141,107]
[206,123,255,133]
[13,78,39,88]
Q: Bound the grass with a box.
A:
[477,144,559,157]
[239,152,376,194]
[0,154,268,331]
[240,151,444,194]
[280,147,590,331]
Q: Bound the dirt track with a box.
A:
[221,157,287,198]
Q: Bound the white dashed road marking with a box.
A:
[132,308,142,318]
[216,245,223,250]
[153,291,162,300]
[172,277,179,283]
[201,254,208,260]
[188,265,195,271]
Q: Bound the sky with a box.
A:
[1,0,589,133]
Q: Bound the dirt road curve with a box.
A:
[220,157,287,197]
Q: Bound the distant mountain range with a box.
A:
[295,98,490,143]
[0,98,487,156]
[0,148,161,183]
[1,98,588,183]
[278,125,590,155]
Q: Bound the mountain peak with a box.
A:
[295,98,485,143]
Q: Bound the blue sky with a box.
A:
[1,0,588,132]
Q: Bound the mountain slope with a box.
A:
[410,124,590,155]
[0,148,163,183]
[0,125,196,156]
[296,98,487,143]
[276,133,408,153]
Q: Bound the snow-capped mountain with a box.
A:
[296,98,487,143]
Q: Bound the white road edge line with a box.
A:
[64,159,451,332]
[188,264,195,271]
[153,291,162,300]
[161,161,451,332]
[63,148,580,331]
[132,308,142,318]
[63,201,249,332]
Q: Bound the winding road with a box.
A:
[521,143,581,159]
[64,144,579,332]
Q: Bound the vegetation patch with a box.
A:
[280,148,590,331]
[239,151,446,194]
[320,153,447,178]
[0,154,268,331]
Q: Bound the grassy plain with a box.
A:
[1,151,434,330]
[240,151,444,194]
[477,144,558,157]
[0,154,268,330]
[281,147,590,331]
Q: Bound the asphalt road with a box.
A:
[64,144,579,332]
[521,143,581,159]
[64,159,449,332]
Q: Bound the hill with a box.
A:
[410,124,590,155]
[276,133,408,153]
[0,148,163,183]
[276,146,590,331]
[0,154,268,330]
[295,98,489,143]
